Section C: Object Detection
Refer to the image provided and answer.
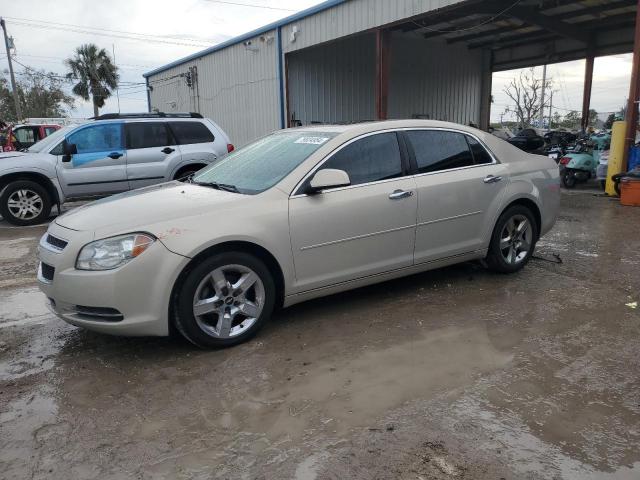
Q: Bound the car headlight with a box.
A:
[76,233,156,271]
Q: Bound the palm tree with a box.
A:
[65,44,119,117]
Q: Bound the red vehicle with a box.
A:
[1,124,61,152]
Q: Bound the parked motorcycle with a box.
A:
[559,133,610,189]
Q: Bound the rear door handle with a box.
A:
[484,175,502,184]
[389,189,413,200]
[161,147,175,154]
[108,152,123,159]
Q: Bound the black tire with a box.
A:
[0,180,52,226]
[561,170,576,189]
[486,205,538,274]
[174,252,276,348]
[174,166,204,181]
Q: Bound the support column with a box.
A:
[623,0,640,171]
[581,55,594,132]
[375,29,391,120]
[479,49,493,130]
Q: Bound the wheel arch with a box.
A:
[499,197,542,240]
[173,163,208,180]
[0,172,60,206]
[168,240,286,332]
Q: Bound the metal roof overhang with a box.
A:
[387,0,637,72]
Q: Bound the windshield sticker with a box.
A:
[294,136,329,145]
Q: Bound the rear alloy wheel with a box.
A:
[0,180,52,226]
[174,252,275,348]
[486,206,538,274]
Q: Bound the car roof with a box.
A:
[285,119,486,135]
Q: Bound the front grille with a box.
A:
[46,234,68,251]
[74,305,124,322]
[41,263,55,281]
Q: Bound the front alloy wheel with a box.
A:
[192,264,265,339]
[174,252,276,348]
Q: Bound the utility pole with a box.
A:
[0,18,22,120]
[548,91,553,130]
[112,44,120,113]
[539,64,547,130]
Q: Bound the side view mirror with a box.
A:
[307,169,351,194]
[62,141,77,163]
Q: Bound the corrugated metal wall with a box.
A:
[286,32,483,127]
[148,0,477,144]
[388,35,483,125]
[148,30,281,147]
[287,33,375,125]
[281,0,464,53]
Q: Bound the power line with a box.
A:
[412,0,524,34]
[5,19,215,48]
[201,0,295,11]
[3,16,214,46]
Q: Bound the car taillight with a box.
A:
[227,143,235,153]
[559,157,571,165]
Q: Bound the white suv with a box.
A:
[0,113,233,226]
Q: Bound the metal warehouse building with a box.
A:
[144,0,640,147]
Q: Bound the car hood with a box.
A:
[55,181,247,234]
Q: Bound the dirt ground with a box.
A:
[1,188,639,480]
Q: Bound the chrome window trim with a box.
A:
[290,127,499,198]
[290,128,409,199]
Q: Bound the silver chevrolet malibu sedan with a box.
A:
[37,120,560,348]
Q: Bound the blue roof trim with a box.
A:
[143,0,348,78]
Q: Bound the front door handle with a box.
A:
[108,152,123,159]
[484,175,502,184]
[389,189,413,200]
[162,147,175,154]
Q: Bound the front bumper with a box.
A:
[37,222,189,336]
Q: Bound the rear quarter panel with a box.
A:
[482,134,561,238]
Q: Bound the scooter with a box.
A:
[559,134,611,188]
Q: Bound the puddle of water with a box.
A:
[0,287,49,324]
[0,237,37,260]
[211,325,512,441]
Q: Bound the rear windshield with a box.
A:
[193,131,337,194]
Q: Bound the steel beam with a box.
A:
[581,53,595,132]
[375,29,391,121]
[623,0,640,172]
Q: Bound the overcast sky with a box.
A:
[0,0,634,123]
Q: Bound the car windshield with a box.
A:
[27,125,77,153]
[192,130,338,194]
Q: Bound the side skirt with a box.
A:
[282,250,487,308]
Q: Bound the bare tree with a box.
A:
[503,68,552,130]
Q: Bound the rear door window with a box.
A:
[168,121,215,145]
[320,132,403,186]
[466,136,493,165]
[125,122,171,149]
[406,130,474,173]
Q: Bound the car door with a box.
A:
[404,129,509,264]
[56,122,128,198]
[288,131,418,292]
[125,121,181,189]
